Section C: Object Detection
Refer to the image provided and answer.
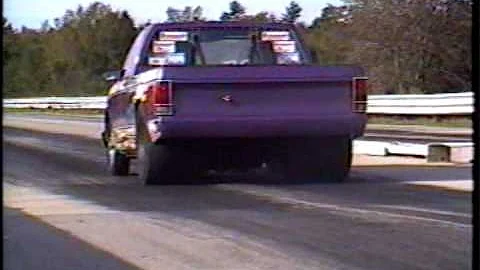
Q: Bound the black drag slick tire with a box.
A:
[268,137,352,183]
[136,137,206,185]
[135,111,205,185]
[105,116,130,176]
[135,110,160,185]
[136,140,161,185]
[107,148,130,176]
[327,138,352,182]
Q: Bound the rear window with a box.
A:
[145,29,306,67]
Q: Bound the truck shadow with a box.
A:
[128,163,348,186]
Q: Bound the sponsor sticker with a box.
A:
[152,40,176,54]
[166,53,186,65]
[148,53,186,66]
[261,31,290,41]
[159,31,189,41]
[148,56,166,66]
[272,40,296,53]
[277,52,300,64]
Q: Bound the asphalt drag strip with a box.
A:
[2,127,473,270]
[3,207,140,270]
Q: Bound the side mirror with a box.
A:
[102,70,123,82]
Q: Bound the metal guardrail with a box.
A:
[3,96,108,109]
[366,92,473,115]
[3,92,474,115]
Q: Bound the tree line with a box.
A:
[2,0,471,97]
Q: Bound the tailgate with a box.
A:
[161,65,363,118]
[173,81,352,117]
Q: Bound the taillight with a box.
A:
[145,81,174,115]
[352,77,368,113]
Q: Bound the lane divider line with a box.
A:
[365,204,471,218]
[217,185,472,229]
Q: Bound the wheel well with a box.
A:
[134,101,140,119]
[102,111,111,148]
[104,111,110,127]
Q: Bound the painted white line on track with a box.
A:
[218,185,472,229]
[405,180,473,192]
[4,183,353,270]
[4,183,119,216]
[366,204,471,218]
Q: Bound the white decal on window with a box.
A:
[152,40,176,54]
[148,56,166,66]
[159,31,188,41]
[261,31,290,41]
[166,53,186,65]
[148,53,186,66]
[277,52,300,64]
[272,40,296,53]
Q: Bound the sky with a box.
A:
[4,0,344,29]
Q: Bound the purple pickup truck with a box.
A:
[102,21,368,185]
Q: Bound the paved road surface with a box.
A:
[4,207,139,270]
[3,127,472,270]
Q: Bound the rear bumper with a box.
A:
[149,114,367,141]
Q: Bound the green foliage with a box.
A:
[281,1,302,23]
[3,3,137,97]
[166,6,205,22]
[251,12,277,22]
[2,1,471,97]
[308,0,471,94]
[219,1,277,22]
[305,5,353,65]
[306,25,353,66]
[220,1,247,20]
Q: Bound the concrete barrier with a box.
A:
[354,140,473,164]
[427,142,474,163]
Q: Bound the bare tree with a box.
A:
[342,0,471,94]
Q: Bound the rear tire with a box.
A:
[135,111,207,185]
[108,148,130,176]
[105,114,130,176]
[135,110,160,185]
[137,139,207,185]
[136,140,162,185]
